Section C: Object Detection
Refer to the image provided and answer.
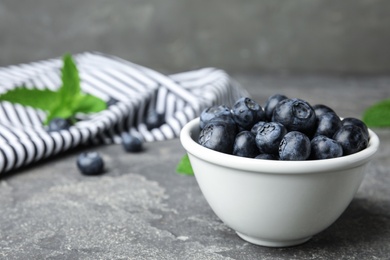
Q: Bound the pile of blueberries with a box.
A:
[198,95,369,161]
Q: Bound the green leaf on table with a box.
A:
[363,99,390,127]
[0,54,107,125]
[176,154,194,176]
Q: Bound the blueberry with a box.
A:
[232,97,265,130]
[48,118,71,132]
[209,115,238,132]
[333,125,368,155]
[312,104,336,117]
[264,94,288,121]
[77,152,105,175]
[310,135,343,159]
[233,131,259,158]
[106,97,119,107]
[255,122,287,154]
[145,110,165,130]
[200,105,232,129]
[272,98,317,137]
[121,132,143,152]
[279,131,311,160]
[198,121,237,154]
[250,121,266,135]
[314,112,342,138]
[341,117,369,141]
[255,154,278,160]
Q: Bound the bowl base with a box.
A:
[236,232,312,247]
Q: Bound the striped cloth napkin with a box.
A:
[0,52,248,174]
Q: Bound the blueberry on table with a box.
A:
[255,122,287,154]
[341,117,369,141]
[233,131,259,158]
[48,118,71,132]
[272,98,317,137]
[333,125,368,155]
[198,121,237,154]
[314,112,342,138]
[264,94,288,121]
[232,97,265,130]
[279,131,311,160]
[121,132,143,152]
[77,152,105,175]
[312,104,336,117]
[200,105,232,129]
[310,135,343,159]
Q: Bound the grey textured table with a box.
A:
[0,74,389,260]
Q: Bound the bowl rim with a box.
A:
[180,118,380,174]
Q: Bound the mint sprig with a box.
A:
[363,98,390,127]
[0,54,107,125]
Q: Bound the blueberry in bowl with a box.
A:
[180,95,380,247]
[198,120,237,154]
[233,131,258,158]
[272,98,317,137]
[255,122,287,155]
[278,131,311,160]
[232,97,265,130]
[264,94,288,121]
[200,105,233,129]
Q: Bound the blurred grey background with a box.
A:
[1,0,390,74]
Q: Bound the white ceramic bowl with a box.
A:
[180,118,380,247]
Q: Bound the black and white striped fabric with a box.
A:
[0,52,248,174]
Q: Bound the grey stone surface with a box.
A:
[0,74,389,259]
[1,0,390,74]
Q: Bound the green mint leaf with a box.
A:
[363,99,390,127]
[71,94,107,114]
[45,103,74,124]
[176,154,194,176]
[0,87,60,111]
[59,54,81,104]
